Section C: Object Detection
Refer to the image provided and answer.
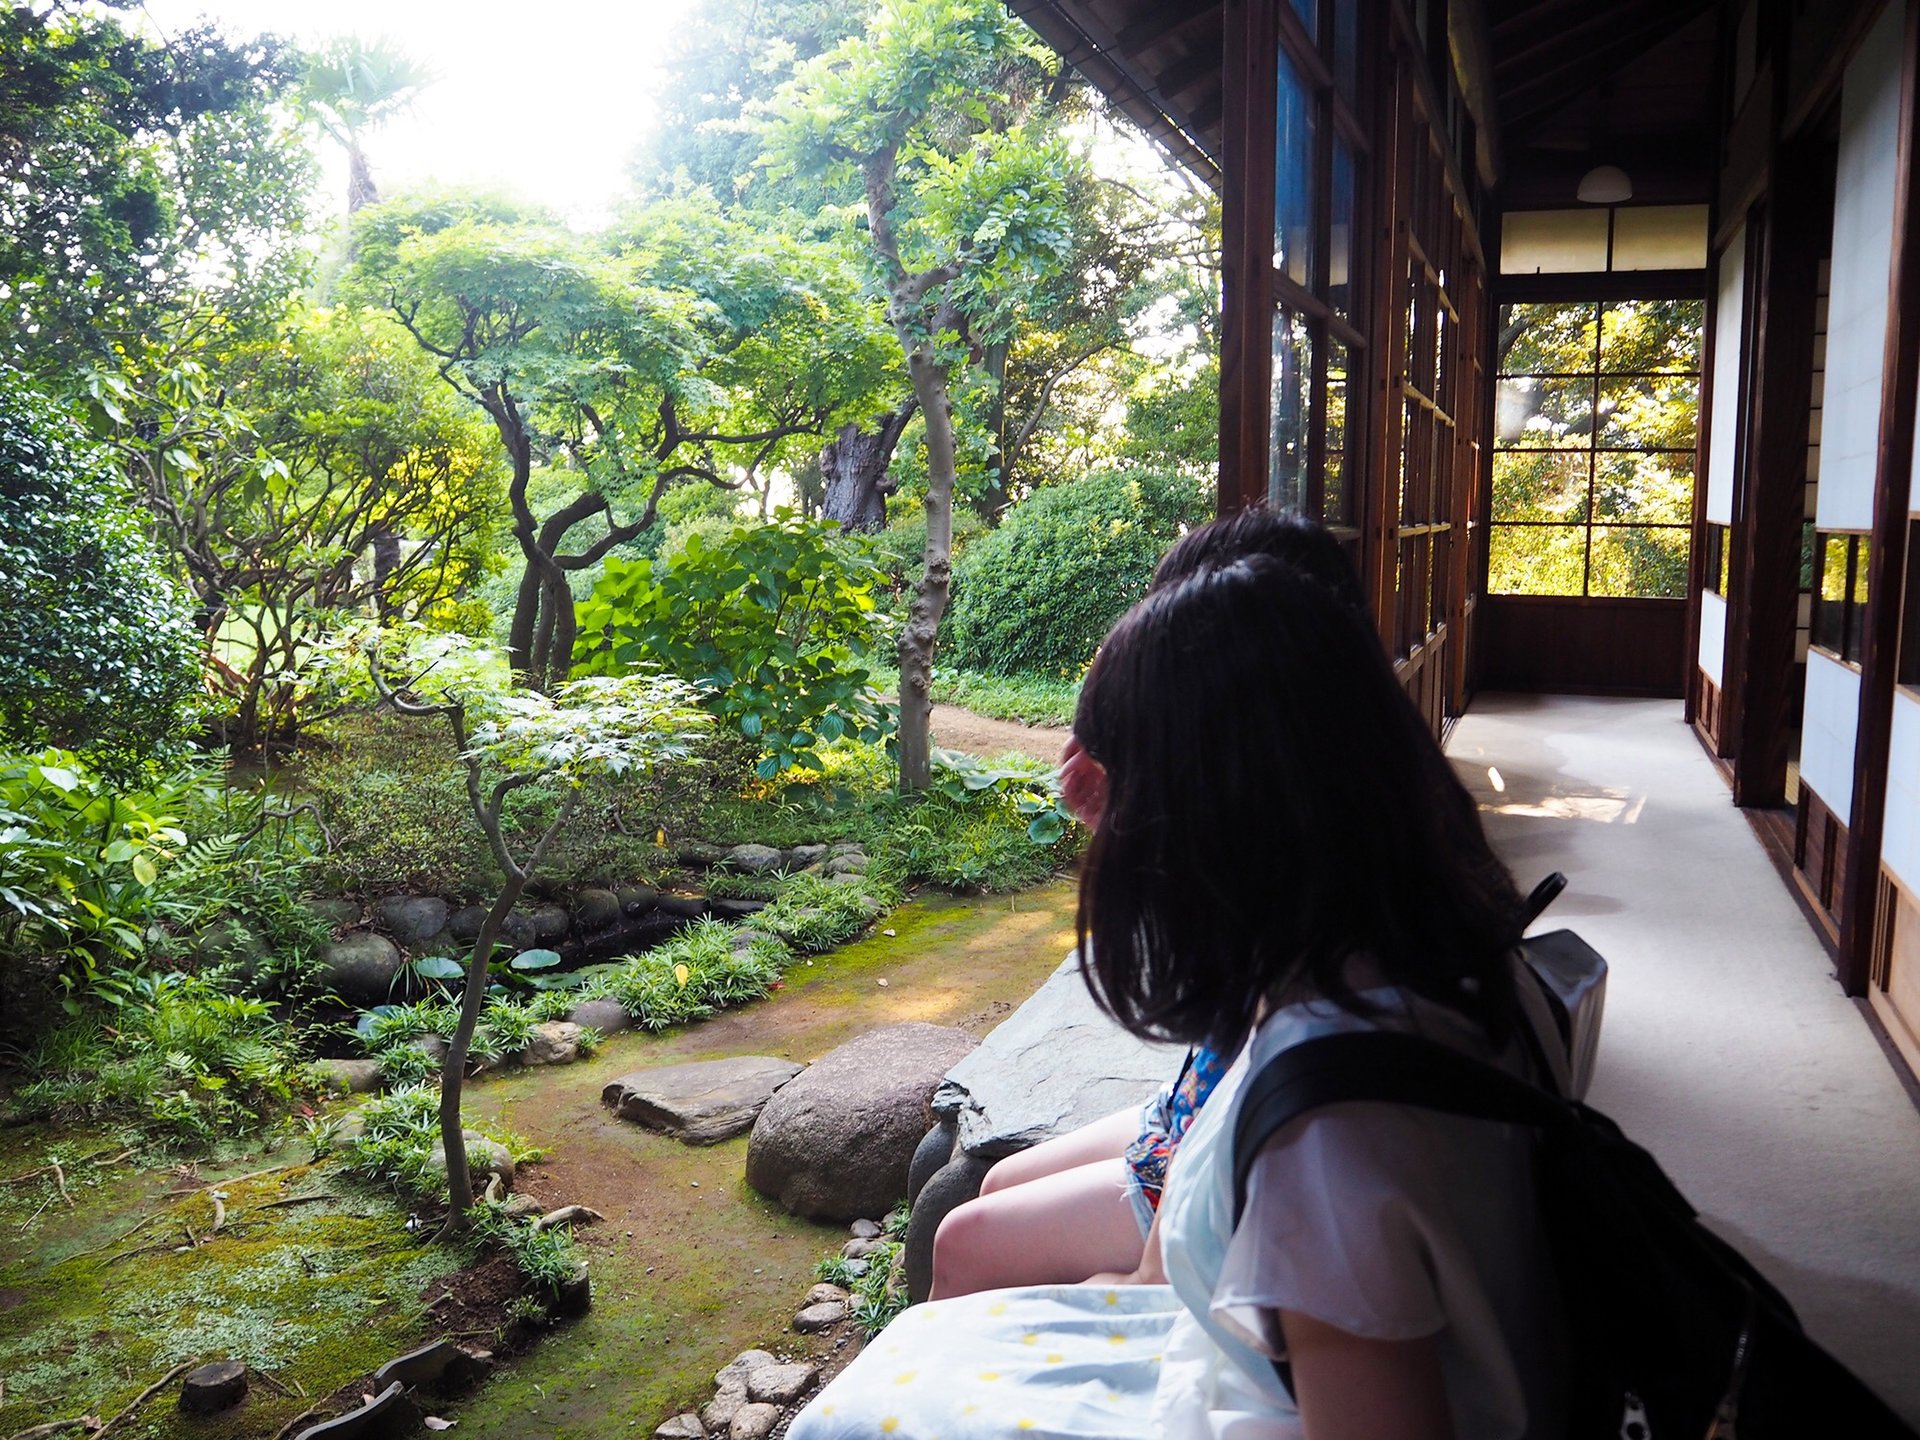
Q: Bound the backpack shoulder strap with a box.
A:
[1229,1030,1571,1228]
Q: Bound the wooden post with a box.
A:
[1840,0,1920,993]
[1218,0,1279,514]
[1732,136,1830,807]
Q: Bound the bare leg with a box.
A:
[929,1107,1150,1299]
[977,1105,1144,1195]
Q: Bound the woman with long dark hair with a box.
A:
[792,519,1565,1440]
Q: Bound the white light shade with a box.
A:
[1576,164,1634,203]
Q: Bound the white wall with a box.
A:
[1705,226,1746,527]
[1884,690,1920,893]
[1801,650,1864,823]
[1698,590,1728,686]
[1820,0,1905,533]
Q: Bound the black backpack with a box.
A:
[1230,1023,1916,1439]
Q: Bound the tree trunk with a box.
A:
[369,524,402,619]
[978,340,1013,525]
[436,878,526,1233]
[819,399,915,533]
[347,143,380,214]
[896,358,958,793]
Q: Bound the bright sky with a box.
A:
[131,0,704,225]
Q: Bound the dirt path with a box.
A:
[453,880,1080,1439]
[930,703,1069,764]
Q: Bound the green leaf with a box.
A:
[1026,812,1065,845]
[413,955,466,980]
[130,853,158,886]
[508,948,564,972]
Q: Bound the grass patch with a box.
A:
[870,663,1081,728]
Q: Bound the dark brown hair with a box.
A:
[1074,541,1524,1050]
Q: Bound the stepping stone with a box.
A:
[602,1057,804,1144]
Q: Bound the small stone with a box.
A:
[746,1364,816,1406]
[568,997,633,1034]
[523,1021,584,1066]
[849,1218,882,1239]
[842,1236,879,1260]
[785,844,828,867]
[657,893,708,919]
[618,884,661,915]
[700,1396,742,1434]
[725,843,784,874]
[825,853,868,876]
[828,870,867,887]
[676,841,728,866]
[531,904,570,942]
[499,1193,543,1219]
[410,1034,450,1066]
[826,843,866,858]
[310,1057,382,1094]
[714,1349,777,1392]
[793,1301,847,1333]
[710,898,765,919]
[178,1359,248,1413]
[655,1416,707,1440]
[330,1111,367,1144]
[573,887,622,931]
[804,1283,850,1306]
[500,912,538,949]
[728,1403,781,1440]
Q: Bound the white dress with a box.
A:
[787,977,1563,1440]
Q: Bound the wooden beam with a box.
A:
[1841,0,1920,995]
[1153,49,1219,103]
[1115,4,1223,59]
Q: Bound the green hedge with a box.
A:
[943,470,1209,677]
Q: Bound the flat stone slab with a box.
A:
[933,951,1186,1158]
[603,1056,804,1144]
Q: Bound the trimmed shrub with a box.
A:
[942,469,1209,677]
[0,369,201,774]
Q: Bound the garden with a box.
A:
[0,1,1218,1436]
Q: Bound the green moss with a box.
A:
[0,1169,456,1439]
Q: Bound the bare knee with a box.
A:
[977,1154,1026,1197]
[930,1196,998,1299]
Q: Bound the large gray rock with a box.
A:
[523,1021,585,1066]
[746,1023,977,1221]
[933,952,1183,1158]
[448,904,489,942]
[726,843,784,874]
[573,887,622,931]
[619,884,661,916]
[377,895,448,946]
[568,997,633,1034]
[530,903,570,942]
[428,1132,514,1189]
[306,897,361,930]
[311,1057,382,1095]
[320,931,404,1004]
[603,1056,803,1144]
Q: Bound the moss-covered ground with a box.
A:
[0,879,1078,1439]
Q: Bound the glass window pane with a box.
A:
[1497,302,1597,374]
[1849,535,1871,660]
[1275,47,1315,289]
[1269,310,1312,513]
[1330,139,1355,318]
[1811,534,1848,651]
[1595,452,1695,524]
[1500,210,1609,275]
[1597,374,1700,448]
[1494,374,1596,447]
[1493,451,1591,523]
[1589,526,1690,598]
[1599,300,1705,372]
[1333,0,1358,101]
[1489,524,1588,595]
[1611,205,1710,271]
[1324,338,1352,526]
[1288,0,1318,41]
